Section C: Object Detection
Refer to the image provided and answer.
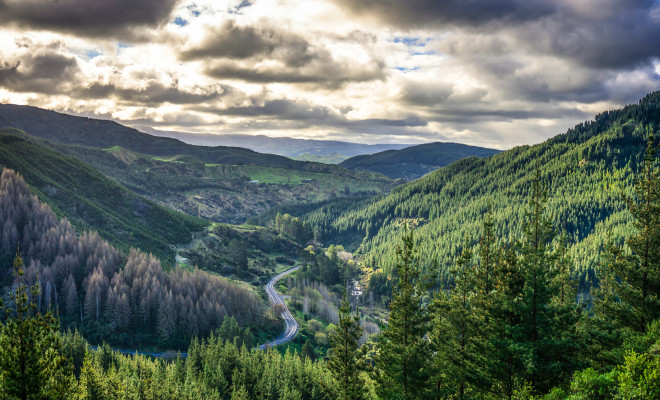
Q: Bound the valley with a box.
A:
[0,93,658,399]
[2,1,659,398]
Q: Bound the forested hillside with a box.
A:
[339,142,500,181]
[0,168,262,348]
[265,92,660,291]
[0,128,208,263]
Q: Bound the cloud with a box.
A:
[180,20,313,64]
[77,82,233,105]
[203,59,385,86]
[0,0,178,37]
[330,0,554,28]
[335,0,660,70]
[398,81,455,106]
[180,20,386,86]
[0,49,79,94]
[520,4,660,70]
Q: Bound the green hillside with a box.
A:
[0,104,306,168]
[262,92,660,289]
[50,142,391,223]
[0,128,208,264]
[340,141,500,180]
[0,104,394,223]
[0,104,397,179]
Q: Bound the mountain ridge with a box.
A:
[135,125,414,161]
[339,141,501,181]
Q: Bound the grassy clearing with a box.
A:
[236,165,388,195]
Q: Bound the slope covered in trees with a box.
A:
[0,128,208,263]
[339,142,500,181]
[0,168,262,348]
[273,92,660,291]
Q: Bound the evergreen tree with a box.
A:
[488,244,525,399]
[430,242,488,399]
[592,133,660,358]
[328,291,365,400]
[375,227,433,400]
[0,253,76,400]
[78,354,109,400]
[516,167,581,393]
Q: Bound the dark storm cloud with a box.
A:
[216,99,340,120]
[429,106,591,125]
[522,5,660,70]
[0,0,178,37]
[331,0,554,28]
[356,116,427,127]
[336,0,660,70]
[0,51,79,94]
[204,60,385,86]
[399,81,455,106]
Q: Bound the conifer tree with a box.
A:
[430,242,488,399]
[516,167,581,393]
[593,133,660,357]
[78,354,108,400]
[328,292,365,400]
[0,253,76,399]
[375,227,433,400]
[476,203,498,298]
[489,244,525,399]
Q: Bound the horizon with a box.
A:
[0,0,659,150]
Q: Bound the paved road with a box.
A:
[258,266,300,350]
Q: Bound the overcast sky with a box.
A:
[0,0,659,148]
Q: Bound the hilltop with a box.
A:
[339,141,500,181]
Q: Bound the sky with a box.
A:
[0,0,659,149]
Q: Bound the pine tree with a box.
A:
[430,242,488,399]
[328,292,365,400]
[375,227,433,400]
[78,354,108,400]
[0,252,76,400]
[489,243,525,399]
[593,133,660,358]
[516,167,581,393]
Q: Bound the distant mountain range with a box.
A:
[339,142,501,181]
[134,126,413,163]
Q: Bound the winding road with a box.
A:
[258,266,300,350]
